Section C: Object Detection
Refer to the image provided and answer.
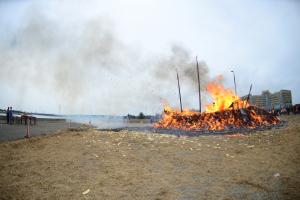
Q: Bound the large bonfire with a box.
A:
[154,76,280,131]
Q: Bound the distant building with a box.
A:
[241,90,292,110]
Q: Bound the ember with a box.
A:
[154,76,280,131]
[154,105,279,131]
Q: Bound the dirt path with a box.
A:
[0,115,299,199]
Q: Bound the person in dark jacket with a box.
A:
[6,107,9,124]
[9,107,13,125]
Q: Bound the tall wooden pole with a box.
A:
[176,69,183,112]
[245,84,253,108]
[231,70,237,96]
[196,56,202,112]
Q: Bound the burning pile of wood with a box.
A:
[154,58,281,132]
[154,105,280,131]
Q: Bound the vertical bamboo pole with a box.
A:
[176,69,183,112]
[245,84,253,108]
[196,56,202,112]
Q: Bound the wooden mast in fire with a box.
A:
[176,69,183,112]
[196,56,202,112]
[245,84,253,108]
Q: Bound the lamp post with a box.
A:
[230,70,237,96]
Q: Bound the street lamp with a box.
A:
[230,70,237,96]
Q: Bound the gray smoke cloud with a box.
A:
[146,45,210,111]
[0,6,210,115]
[152,45,209,89]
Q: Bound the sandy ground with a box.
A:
[0,115,299,200]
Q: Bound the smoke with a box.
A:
[152,45,209,89]
[0,5,209,115]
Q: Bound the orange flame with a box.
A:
[154,75,279,131]
[205,75,241,112]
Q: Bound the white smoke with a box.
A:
[0,3,209,115]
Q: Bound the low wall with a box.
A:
[0,116,66,124]
[124,118,152,123]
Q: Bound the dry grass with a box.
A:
[0,115,299,199]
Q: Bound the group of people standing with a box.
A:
[6,107,13,125]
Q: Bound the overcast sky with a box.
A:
[0,0,299,115]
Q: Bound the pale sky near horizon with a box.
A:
[0,0,299,115]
